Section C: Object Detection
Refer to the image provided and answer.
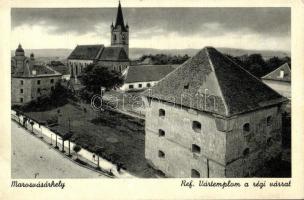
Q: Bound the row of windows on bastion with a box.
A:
[20,79,54,85]
[158,108,274,135]
[128,82,151,89]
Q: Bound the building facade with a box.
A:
[120,65,177,91]
[11,44,62,105]
[142,47,288,178]
[67,2,129,78]
[262,63,291,99]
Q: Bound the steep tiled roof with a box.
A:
[125,65,177,83]
[262,63,291,82]
[142,47,287,117]
[68,45,104,60]
[99,47,128,61]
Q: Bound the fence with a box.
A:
[11,110,133,178]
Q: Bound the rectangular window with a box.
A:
[20,89,23,93]
[37,80,41,85]
[192,121,201,133]
[158,150,165,158]
[50,79,54,83]
[129,85,134,89]
[37,88,41,93]
[138,84,142,88]
[159,129,165,137]
[20,98,23,103]
[192,144,201,154]
[20,80,23,85]
[191,169,200,178]
[147,83,151,87]
[159,109,165,117]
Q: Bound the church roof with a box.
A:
[125,65,177,83]
[114,1,128,32]
[68,45,104,60]
[262,63,291,82]
[99,47,128,61]
[142,47,287,117]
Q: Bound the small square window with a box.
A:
[191,169,200,178]
[192,121,201,133]
[267,116,272,126]
[37,80,41,85]
[147,83,151,87]
[50,79,54,83]
[138,84,142,88]
[20,89,23,93]
[192,144,201,154]
[129,85,134,89]
[158,150,165,158]
[159,129,165,137]
[159,109,165,117]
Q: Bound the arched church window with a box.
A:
[113,34,117,41]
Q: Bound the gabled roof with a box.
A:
[99,47,128,61]
[68,45,104,60]
[142,47,287,117]
[125,65,177,83]
[262,63,291,82]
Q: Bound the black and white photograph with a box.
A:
[1,0,304,199]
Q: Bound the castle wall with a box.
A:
[224,106,282,177]
[11,76,61,105]
[144,98,226,178]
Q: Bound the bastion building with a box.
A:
[142,47,288,178]
[67,2,129,78]
[11,44,62,105]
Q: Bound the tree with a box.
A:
[61,132,73,155]
[29,120,35,133]
[16,111,21,124]
[80,64,124,95]
[93,146,105,169]
[73,145,82,160]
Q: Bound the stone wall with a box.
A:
[225,106,283,177]
[144,98,226,178]
[144,97,283,178]
[11,76,61,105]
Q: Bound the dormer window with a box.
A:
[279,70,285,78]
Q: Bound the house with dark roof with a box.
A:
[11,44,62,105]
[142,47,288,178]
[262,63,291,99]
[120,65,177,91]
[67,2,129,78]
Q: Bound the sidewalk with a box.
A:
[11,112,135,178]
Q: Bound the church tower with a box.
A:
[111,1,129,57]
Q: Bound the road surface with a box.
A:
[11,121,108,179]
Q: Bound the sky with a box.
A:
[11,6,291,52]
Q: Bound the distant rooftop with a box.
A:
[262,63,291,83]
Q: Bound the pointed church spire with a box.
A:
[114,1,127,31]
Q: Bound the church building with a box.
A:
[142,47,288,178]
[67,2,129,78]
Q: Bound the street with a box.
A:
[11,121,108,179]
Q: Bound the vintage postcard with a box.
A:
[0,0,304,199]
